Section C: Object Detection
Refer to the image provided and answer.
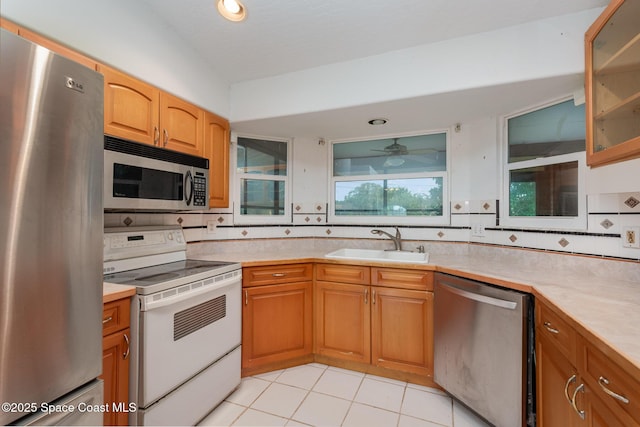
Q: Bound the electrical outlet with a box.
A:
[622,226,640,248]
[471,223,486,237]
[206,220,217,234]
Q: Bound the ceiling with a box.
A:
[137,0,607,139]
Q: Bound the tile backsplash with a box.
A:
[104,192,640,262]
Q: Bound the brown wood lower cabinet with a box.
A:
[536,299,640,427]
[101,297,131,426]
[241,264,314,375]
[371,286,433,376]
[314,264,434,381]
[314,281,371,364]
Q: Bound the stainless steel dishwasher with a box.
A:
[433,273,535,427]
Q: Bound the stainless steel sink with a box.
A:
[324,248,429,264]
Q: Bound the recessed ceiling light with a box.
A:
[368,118,388,125]
[217,0,246,22]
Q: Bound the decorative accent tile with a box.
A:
[176,217,184,225]
[482,202,491,211]
[315,204,324,212]
[509,234,518,243]
[437,231,445,238]
[316,216,323,223]
[325,229,332,235]
[217,216,225,224]
[600,218,614,230]
[558,238,570,248]
[453,203,462,211]
[305,216,311,223]
[295,204,302,211]
[284,229,291,235]
[241,230,248,237]
[624,196,640,209]
[123,216,133,227]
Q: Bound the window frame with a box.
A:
[500,96,587,230]
[232,133,292,225]
[328,130,450,226]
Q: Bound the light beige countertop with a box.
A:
[191,247,640,376]
[103,282,136,304]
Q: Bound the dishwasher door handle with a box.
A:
[439,282,518,310]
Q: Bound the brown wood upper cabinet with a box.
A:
[100,65,160,146]
[100,65,204,157]
[585,0,640,166]
[204,111,230,208]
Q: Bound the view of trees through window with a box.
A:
[335,178,443,216]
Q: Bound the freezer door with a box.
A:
[0,30,104,425]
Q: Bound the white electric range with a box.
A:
[103,226,241,426]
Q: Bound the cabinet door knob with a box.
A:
[598,376,629,404]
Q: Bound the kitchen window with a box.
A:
[234,135,291,224]
[502,97,586,229]
[329,132,449,225]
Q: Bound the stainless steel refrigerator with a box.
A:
[0,29,104,425]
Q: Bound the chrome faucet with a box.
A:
[371,226,403,251]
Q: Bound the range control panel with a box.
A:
[104,226,186,262]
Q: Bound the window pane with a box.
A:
[335,177,443,216]
[508,100,585,163]
[509,161,578,216]
[237,137,287,176]
[240,179,285,215]
[333,134,446,176]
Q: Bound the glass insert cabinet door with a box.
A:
[585,0,640,167]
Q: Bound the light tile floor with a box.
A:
[199,363,492,427]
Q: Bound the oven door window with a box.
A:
[113,164,183,200]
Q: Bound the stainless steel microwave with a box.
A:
[104,135,209,211]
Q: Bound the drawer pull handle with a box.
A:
[543,322,559,334]
[564,374,577,404]
[598,376,629,404]
[339,351,354,355]
[102,316,113,324]
[123,333,130,360]
[570,383,585,420]
[272,273,286,277]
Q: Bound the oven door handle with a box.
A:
[140,274,240,311]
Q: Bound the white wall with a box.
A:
[230,9,603,122]
[1,0,230,117]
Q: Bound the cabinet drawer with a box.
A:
[243,263,313,287]
[535,301,576,363]
[102,298,131,337]
[579,338,640,424]
[315,264,370,285]
[371,268,433,291]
